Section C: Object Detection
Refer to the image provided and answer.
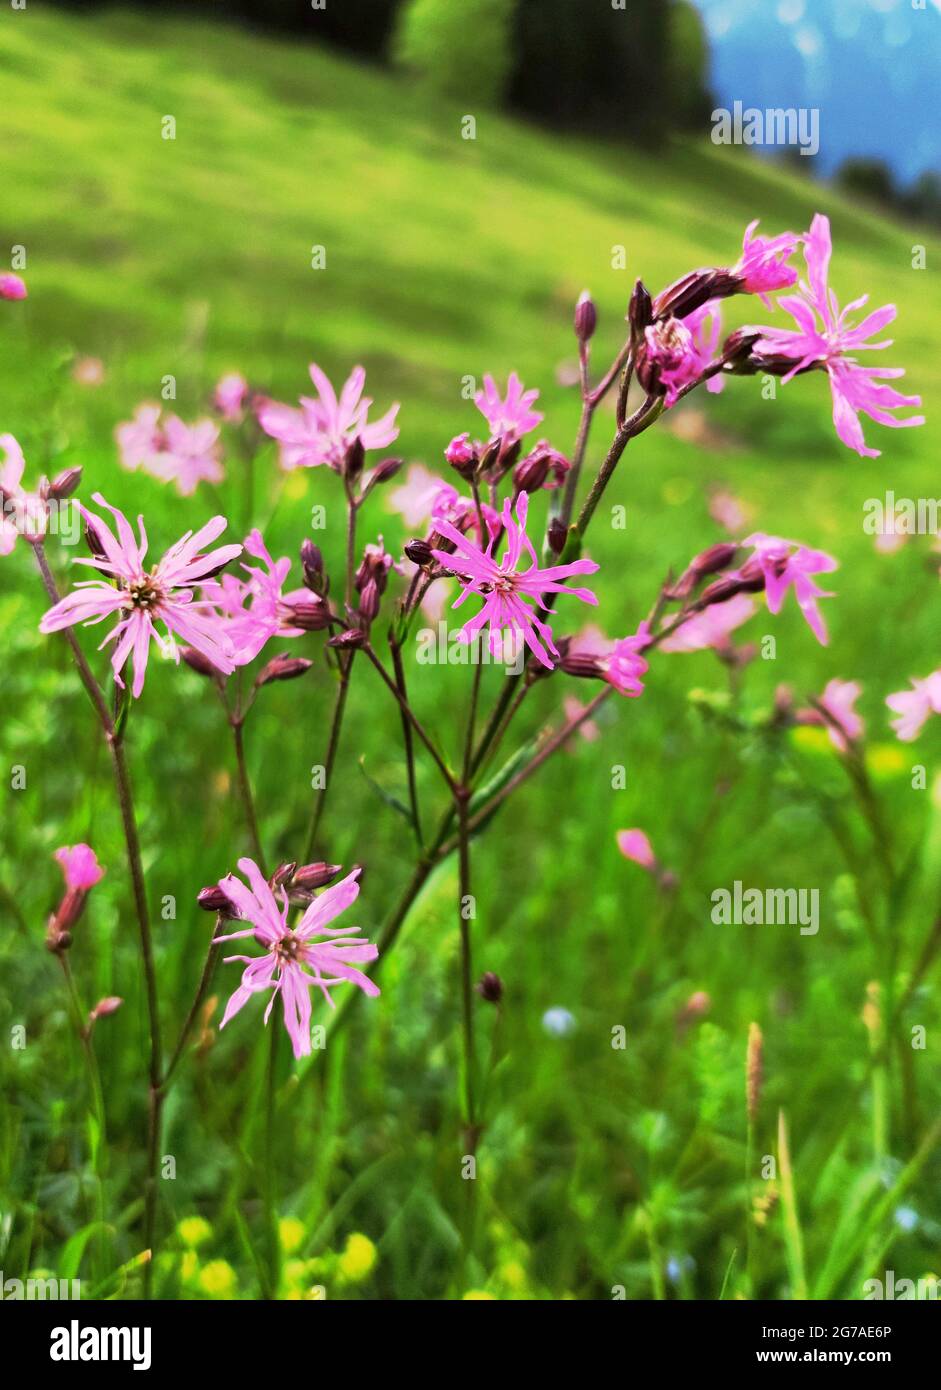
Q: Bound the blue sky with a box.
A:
[690,0,941,185]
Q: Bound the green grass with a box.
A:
[1,7,940,1300]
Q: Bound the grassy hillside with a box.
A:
[1,8,939,1300]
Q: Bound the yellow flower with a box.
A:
[177,1216,212,1248]
[463,1290,495,1300]
[279,1217,306,1256]
[181,1250,199,1282]
[338,1232,376,1282]
[499,1260,527,1291]
[198,1260,236,1297]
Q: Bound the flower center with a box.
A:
[127,576,163,610]
[274,933,302,964]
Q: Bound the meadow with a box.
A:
[1,7,940,1300]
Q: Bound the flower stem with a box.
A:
[456,789,478,1142]
[363,642,457,793]
[304,657,354,860]
[391,640,423,848]
[233,718,267,874]
[31,541,163,1297]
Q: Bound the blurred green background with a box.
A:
[1,7,940,1300]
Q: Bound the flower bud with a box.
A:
[628,278,653,337]
[344,436,365,483]
[667,542,739,601]
[547,517,568,556]
[292,861,343,890]
[404,537,434,567]
[366,456,403,488]
[721,328,760,371]
[181,645,221,678]
[256,654,314,686]
[445,432,478,479]
[574,291,597,343]
[280,596,332,632]
[85,517,108,562]
[513,442,569,496]
[269,862,297,889]
[652,267,738,321]
[198,884,236,915]
[89,996,123,1022]
[476,971,503,1004]
[48,466,82,501]
[327,628,366,650]
[300,539,328,595]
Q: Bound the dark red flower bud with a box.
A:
[181,645,221,678]
[256,654,314,686]
[547,517,568,556]
[280,597,332,632]
[367,456,403,487]
[269,862,297,889]
[198,884,236,915]
[327,628,367,650]
[404,537,434,567]
[628,278,653,337]
[667,542,740,601]
[344,436,365,482]
[476,971,503,1003]
[652,267,738,321]
[292,861,343,890]
[48,466,82,501]
[300,539,327,595]
[574,291,597,343]
[514,442,569,496]
[85,517,108,561]
[559,649,605,680]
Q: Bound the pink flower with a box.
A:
[55,843,104,891]
[116,405,164,473]
[684,301,725,396]
[755,214,924,457]
[201,528,308,667]
[798,678,864,750]
[431,491,598,668]
[39,494,241,697]
[258,364,399,471]
[388,464,452,528]
[708,487,749,535]
[214,372,249,422]
[148,417,224,496]
[445,432,479,468]
[0,273,27,300]
[475,372,543,447]
[72,356,105,387]
[616,829,656,870]
[886,671,941,742]
[661,594,756,653]
[732,220,800,306]
[0,433,46,550]
[605,622,652,696]
[214,858,379,1060]
[741,532,838,645]
[640,308,720,407]
[563,694,600,743]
